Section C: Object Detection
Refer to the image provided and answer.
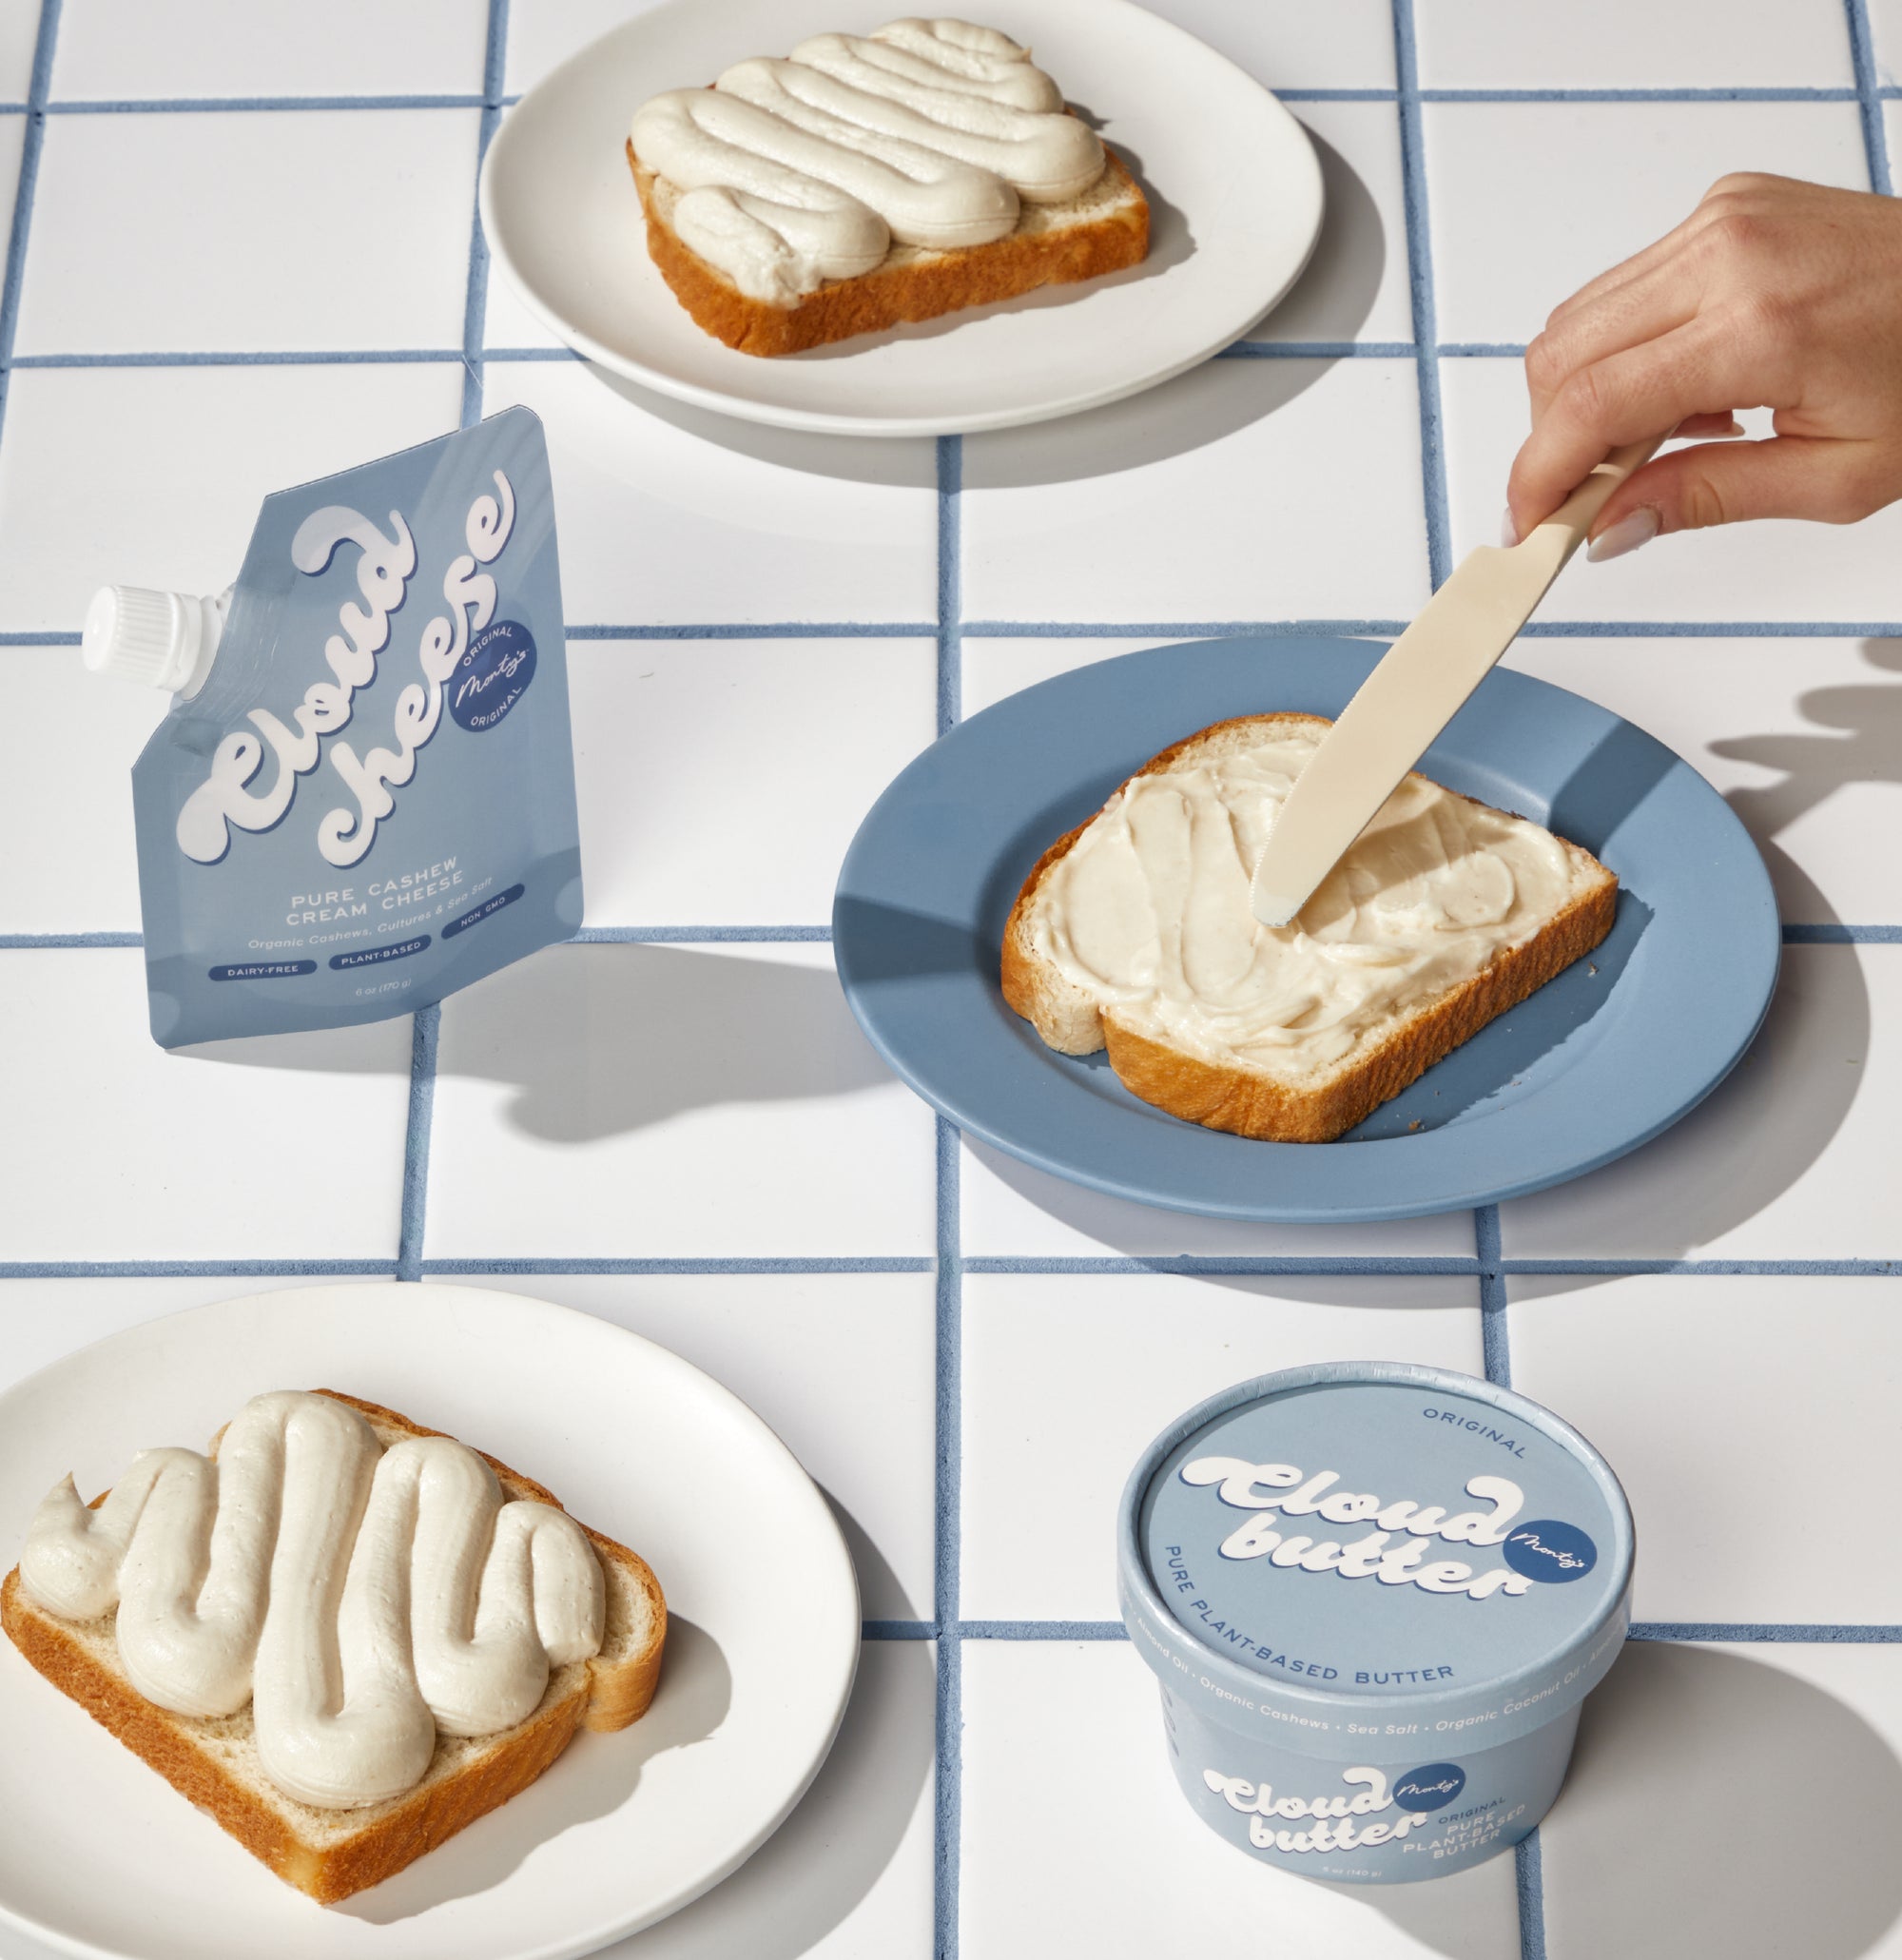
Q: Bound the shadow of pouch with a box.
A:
[96,407,581,1048]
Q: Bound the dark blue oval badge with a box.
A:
[450,619,536,732]
[1503,1521,1599,1584]
[1393,1762,1466,1813]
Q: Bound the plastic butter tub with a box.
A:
[1117,1362,1634,1884]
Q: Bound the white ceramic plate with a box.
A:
[479,0,1324,436]
[0,1284,860,1960]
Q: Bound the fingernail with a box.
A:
[1586,506,1659,563]
[1500,506,1519,547]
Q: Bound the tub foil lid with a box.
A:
[1123,1364,1634,1751]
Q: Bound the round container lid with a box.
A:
[1117,1363,1635,1757]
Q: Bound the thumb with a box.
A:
[1586,436,1889,560]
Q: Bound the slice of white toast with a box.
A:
[0,1390,666,1904]
[630,143,1150,357]
[1002,713,1619,1143]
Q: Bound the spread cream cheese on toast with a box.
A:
[18,1390,605,1810]
[630,18,1107,304]
[1021,723,1584,1076]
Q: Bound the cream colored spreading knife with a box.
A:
[1249,437,1665,928]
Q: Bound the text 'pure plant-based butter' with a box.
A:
[83,408,581,1047]
[1116,1363,1634,1884]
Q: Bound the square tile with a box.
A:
[589,1639,936,1960]
[1505,636,1902,927]
[0,645,162,931]
[0,362,465,632]
[0,949,412,1260]
[1888,96,1902,171]
[960,1640,1522,1960]
[1440,359,1902,623]
[1508,1273,1902,1622]
[1501,944,1902,1260]
[1426,102,1870,346]
[961,358,1429,627]
[0,1273,390,1393]
[1139,0,1396,90]
[0,112,24,266]
[961,1272,1483,1620]
[1539,1641,1902,1959]
[425,941,937,1256]
[482,258,568,352]
[481,360,939,627]
[16,110,478,354]
[1416,0,1853,87]
[50,0,489,99]
[961,1137,1479,1259]
[959,634,1171,716]
[0,0,36,102]
[505,0,672,98]
[1869,0,1902,89]
[571,637,935,928]
[424,1270,937,1619]
[1251,101,1413,345]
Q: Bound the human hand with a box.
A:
[1504,173,1902,559]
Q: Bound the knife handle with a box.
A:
[1521,435,1668,571]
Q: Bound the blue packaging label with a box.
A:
[1141,1379,1621,1702]
[129,408,581,1046]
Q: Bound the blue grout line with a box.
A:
[1846,0,1894,190]
[937,434,962,734]
[1440,342,1528,359]
[11,348,465,367]
[1419,86,1863,102]
[3,1252,1894,1279]
[459,0,510,428]
[395,1004,439,1283]
[0,1260,399,1279]
[44,94,487,113]
[962,1254,1484,1275]
[14,618,1902,647]
[19,926,1895,954]
[1629,1622,1902,1641]
[569,923,833,942]
[1476,1205,1511,1386]
[931,433,965,1958]
[850,1618,1902,1644]
[0,931,142,947]
[419,1256,935,1274]
[563,621,937,639]
[1391,0,1452,591]
[1515,1831,1547,1960]
[0,0,60,440]
[1272,87,1399,102]
[1218,340,1418,359]
[934,1114,963,1960]
[959,1620,1127,1640]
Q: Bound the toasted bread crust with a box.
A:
[1,1389,666,1904]
[629,141,1150,357]
[1002,713,1620,1143]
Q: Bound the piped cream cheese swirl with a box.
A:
[630,18,1106,305]
[1027,726,1585,1075]
[18,1391,605,1810]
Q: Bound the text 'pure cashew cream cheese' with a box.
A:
[1116,1363,1634,1884]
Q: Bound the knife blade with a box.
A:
[1249,435,1664,928]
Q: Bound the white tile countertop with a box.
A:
[1,3,1899,1958]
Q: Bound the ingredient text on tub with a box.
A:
[175,471,518,871]
[1180,1456,1549,1600]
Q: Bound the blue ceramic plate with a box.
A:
[833,638,1780,1222]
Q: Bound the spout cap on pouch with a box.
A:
[83,585,222,696]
